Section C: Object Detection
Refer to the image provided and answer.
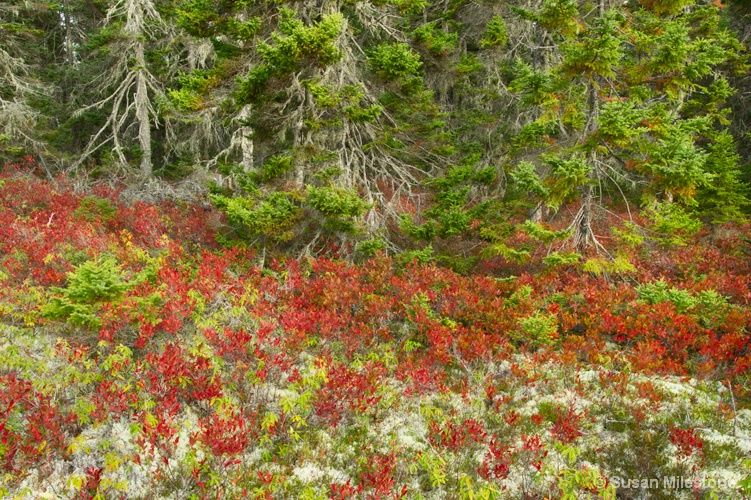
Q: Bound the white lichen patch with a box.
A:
[292,463,349,484]
[374,409,427,451]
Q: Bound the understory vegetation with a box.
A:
[1,162,750,499]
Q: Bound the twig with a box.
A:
[728,379,738,438]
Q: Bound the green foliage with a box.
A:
[512,121,558,151]
[437,254,477,275]
[598,100,648,147]
[538,0,580,37]
[511,162,547,198]
[545,155,591,210]
[509,60,555,107]
[42,257,132,328]
[695,131,749,223]
[695,289,730,315]
[482,243,530,264]
[407,164,495,240]
[306,186,369,233]
[561,12,623,79]
[73,196,117,223]
[413,22,458,56]
[211,191,302,242]
[236,65,274,102]
[480,16,508,49]
[307,81,341,109]
[612,223,645,248]
[542,252,581,268]
[637,280,696,313]
[398,244,434,266]
[645,202,702,247]
[389,0,429,15]
[739,458,751,497]
[343,104,382,123]
[306,186,369,219]
[400,215,437,241]
[226,17,261,42]
[55,257,130,303]
[637,280,729,316]
[175,0,222,37]
[368,43,423,80]
[167,70,221,111]
[580,256,636,275]
[455,53,483,75]
[641,129,711,205]
[517,312,558,346]
[522,222,572,244]
[260,11,343,71]
[260,155,294,182]
[504,0,746,256]
[236,11,343,103]
[306,81,382,122]
[355,238,386,258]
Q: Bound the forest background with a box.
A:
[2,0,751,263]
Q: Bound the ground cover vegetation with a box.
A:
[0,161,750,498]
[2,0,751,497]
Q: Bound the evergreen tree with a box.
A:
[0,0,56,160]
[72,0,172,176]
[507,0,747,251]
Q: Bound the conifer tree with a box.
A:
[509,0,747,251]
[73,0,171,176]
[0,1,52,159]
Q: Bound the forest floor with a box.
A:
[1,164,751,499]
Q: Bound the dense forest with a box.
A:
[2,0,750,262]
[2,0,751,498]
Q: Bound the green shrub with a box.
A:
[343,103,382,122]
[355,238,386,258]
[517,312,558,346]
[368,43,423,80]
[398,244,435,266]
[212,191,302,242]
[73,196,117,223]
[645,202,702,247]
[413,22,458,56]
[455,53,483,75]
[543,252,582,268]
[637,281,730,320]
[42,257,131,328]
[306,186,369,218]
[307,186,370,234]
[581,256,636,275]
[260,155,294,182]
[390,0,429,15]
[236,11,343,102]
[480,16,508,48]
[637,280,696,313]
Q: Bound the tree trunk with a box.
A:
[134,43,152,177]
[574,184,594,252]
[64,7,75,66]
[238,104,254,173]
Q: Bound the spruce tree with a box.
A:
[508,0,747,251]
[72,0,172,176]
